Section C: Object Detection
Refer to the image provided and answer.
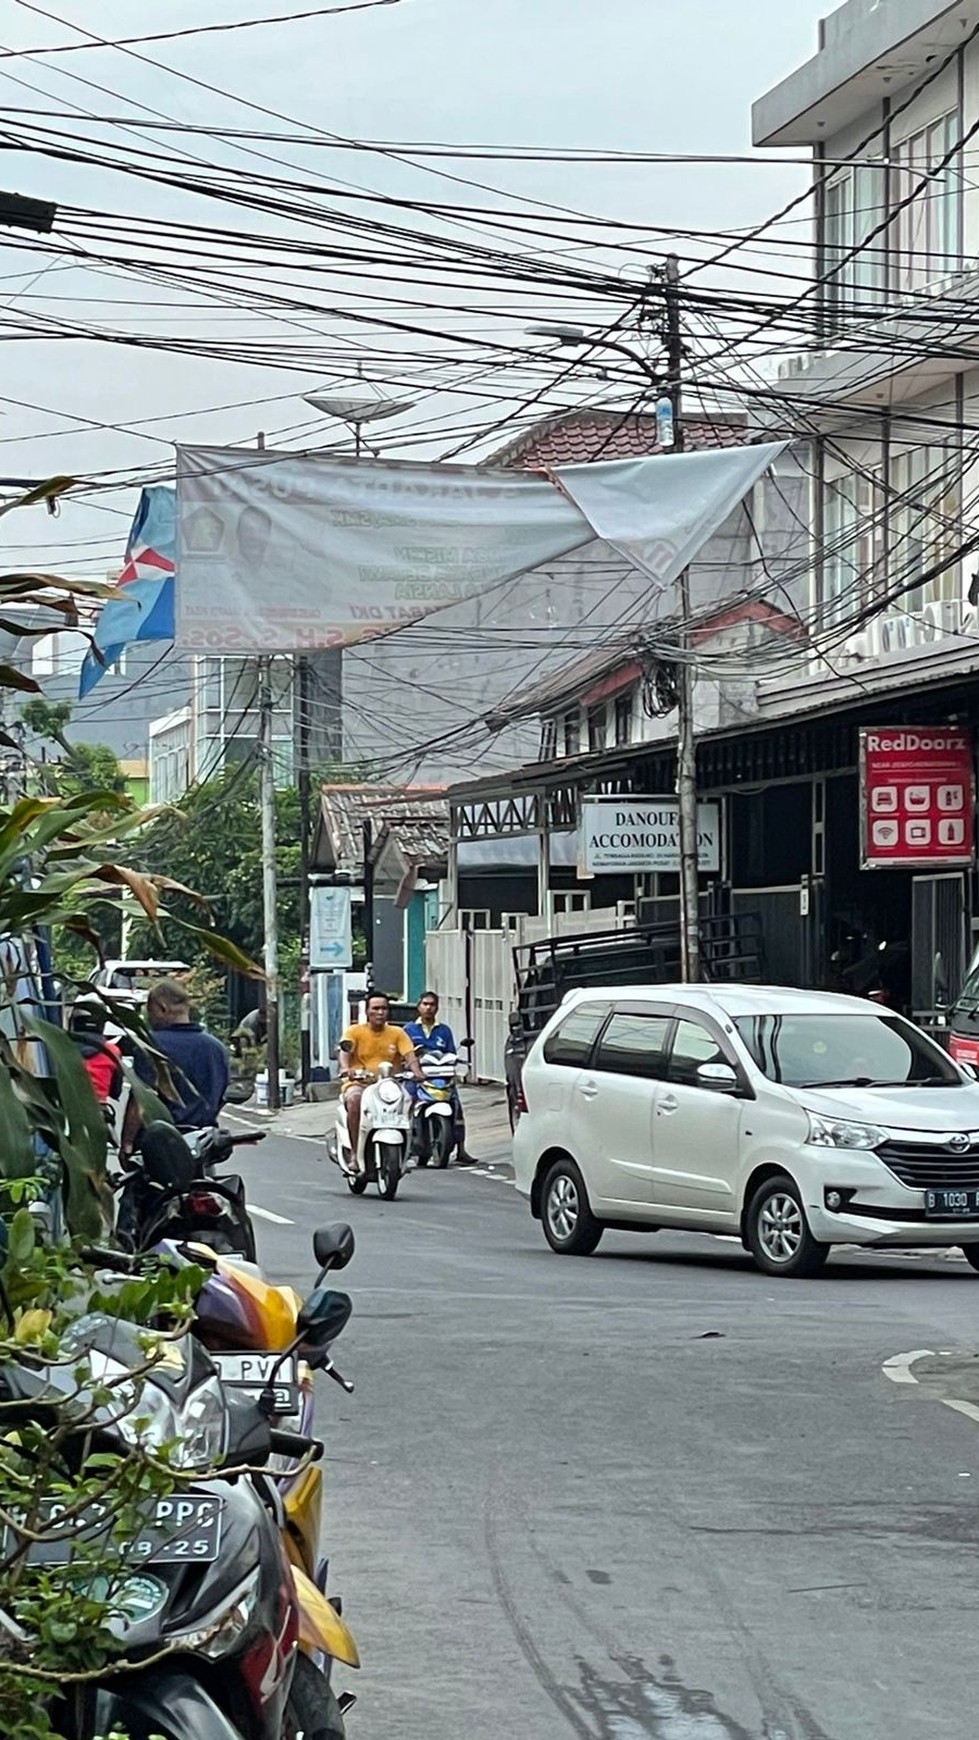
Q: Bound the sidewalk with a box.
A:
[231,1081,515,1174]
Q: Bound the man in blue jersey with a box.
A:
[403,991,473,1164]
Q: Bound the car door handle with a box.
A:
[658,1094,678,1114]
[578,1080,598,1100]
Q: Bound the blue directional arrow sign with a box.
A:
[310,886,353,970]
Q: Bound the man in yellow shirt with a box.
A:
[339,991,423,1157]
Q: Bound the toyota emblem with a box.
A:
[948,1132,971,1154]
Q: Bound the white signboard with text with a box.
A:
[310,885,353,970]
[580,799,721,874]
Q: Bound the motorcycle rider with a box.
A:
[403,990,473,1164]
[339,991,423,1163]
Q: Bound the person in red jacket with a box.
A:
[69,999,123,1104]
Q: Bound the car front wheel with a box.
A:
[541,1157,604,1256]
[745,1173,828,1278]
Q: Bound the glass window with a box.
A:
[889,444,960,613]
[821,468,884,623]
[822,162,886,327]
[563,711,580,757]
[587,706,607,753]
[892,112,960,294]
[669,1019,726,1088]
[542,1003,607,1067]
[593,1011,670,1079]
[733,1012,958,1088]
[614,692,633,746]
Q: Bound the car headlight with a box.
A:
[806,1111,886,1151]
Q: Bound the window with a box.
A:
[542,1003,607,1067]
[821,468,884,622]
[733,1011,957,1088]
[668,1018,726,1088]
[593,1011,670,1079]
[614,692,633,746]
[822,162,886,327]
[889,444,960,613]
[892,113,960,295]
[539,719,557,761]
[552,891,590,914]
[587,705,607,753]
[563,710,580,758]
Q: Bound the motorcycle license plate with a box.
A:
[212,1351,299,1413]
[3,1494,223,1567]
[374,1107,405,1126]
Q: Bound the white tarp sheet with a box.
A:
[174,442,788,653]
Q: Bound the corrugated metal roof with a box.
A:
[486,408,746,471]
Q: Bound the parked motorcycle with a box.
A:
[332,1064,411,1200]
[118,1121,264,1260]
[411,1049,463,1168]
[0,1295,304,1740]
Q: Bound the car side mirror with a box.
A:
[696,1062,739,1094]
[313,1223,355,1272]
[297,1285,352,1352]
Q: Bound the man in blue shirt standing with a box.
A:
[136,978,229,1129]
[404,991,473,1164]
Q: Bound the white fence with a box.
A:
[426,907,631,1082]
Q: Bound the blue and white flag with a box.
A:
[78,485,175,697]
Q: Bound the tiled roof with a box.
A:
[486,408,746,471]
[314,783,445,875]
[369,812,449,873]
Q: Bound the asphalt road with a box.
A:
[229,1123,979,1740]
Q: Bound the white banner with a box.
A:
[174,443,788,653]
[581,799,721,873]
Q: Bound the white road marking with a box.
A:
[250,1204,294,1226]
[942,1398,979,1427]
[882,1350,934,1385]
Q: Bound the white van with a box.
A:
[512,983,979,1277]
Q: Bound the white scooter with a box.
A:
[333,1060,412,1200]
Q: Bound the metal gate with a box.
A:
[730,885,809,986]
[911,872,967,1027]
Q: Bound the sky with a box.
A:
[0,0,830,582]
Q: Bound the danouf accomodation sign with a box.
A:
[580,799,721,874]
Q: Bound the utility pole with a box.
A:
[297,654,311,1095]
[663,254,701,983]
[362,816,375,996]
[259,656,281,1111]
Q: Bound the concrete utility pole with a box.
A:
[527,261,702,980]
[258,656,281,1111]
[297,655,311,1095]
[663,255,701,984]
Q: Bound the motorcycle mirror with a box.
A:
[297,1285,352,1352]
[224,1390,272,1466]
[460,1037,474,1050]
[312,1223,355,1272]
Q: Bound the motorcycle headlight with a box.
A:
[114,1380,181,1461]
[377,1081,401,1106]
[806,1112,886,1151]
[171,1566,261,1659]
[172,1375,226,1471]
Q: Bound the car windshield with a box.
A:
[733,1011,960,1089]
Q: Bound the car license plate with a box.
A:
[212,1351,299,1414]
[924,1187,979,1218]
[4,1494,223,1567]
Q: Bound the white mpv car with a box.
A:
[512,983,979,1277]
